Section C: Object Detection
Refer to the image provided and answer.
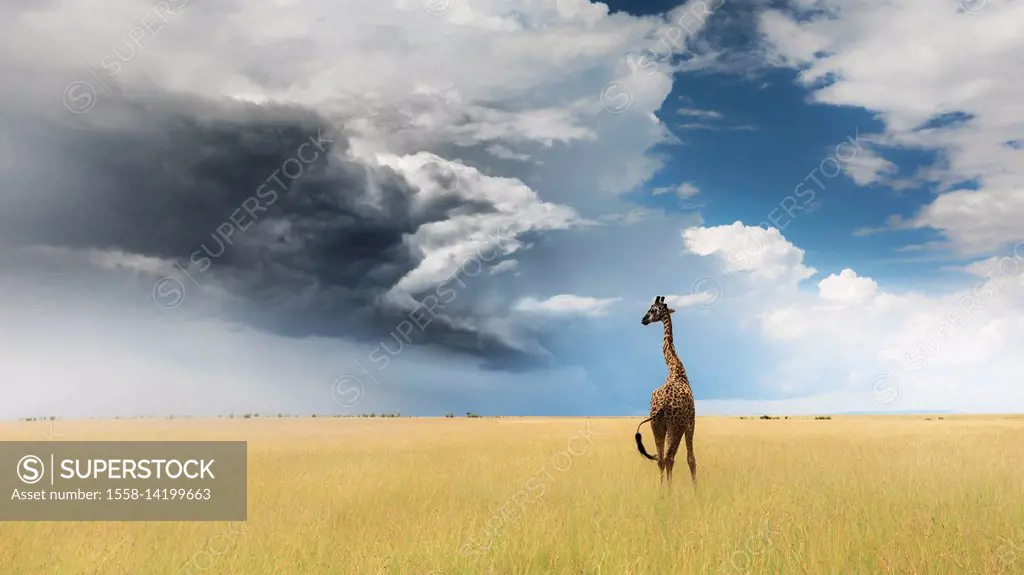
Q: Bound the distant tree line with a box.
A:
[17,412,502,420]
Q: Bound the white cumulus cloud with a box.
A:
[817,269,879,303]
[682,222,817,286]
[755,0,1024,255]
[514,294,622,317]
[686,223,1024,414]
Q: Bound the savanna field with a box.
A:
[1,415,1023,574]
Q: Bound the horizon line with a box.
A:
[7,411,1024,423]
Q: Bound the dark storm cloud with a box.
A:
[0,88,549,369]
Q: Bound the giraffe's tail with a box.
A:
[635,416,658,461]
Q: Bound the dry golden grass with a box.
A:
[2,415,1024,574]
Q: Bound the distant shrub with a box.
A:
[814,416,832,420]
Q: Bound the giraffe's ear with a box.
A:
[667,308,676,314]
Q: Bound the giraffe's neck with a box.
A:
[661,316,688,383]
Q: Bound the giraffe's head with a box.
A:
[641,296,675,326]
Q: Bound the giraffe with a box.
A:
[634,295,698,488]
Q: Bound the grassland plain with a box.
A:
[1,415,1023,574]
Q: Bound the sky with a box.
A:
[1,0,1022,419]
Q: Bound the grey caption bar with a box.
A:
[0,441,247,521]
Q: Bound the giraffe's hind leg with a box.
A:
[684,421,697,488]
[652,417,668,484]
[664,423,684,488]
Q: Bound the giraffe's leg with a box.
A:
[652,417,667,485]
[664,423,684,489]
[683,421,697,487]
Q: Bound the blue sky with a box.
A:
[1,0,1022,418]
[644,67,952,285]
